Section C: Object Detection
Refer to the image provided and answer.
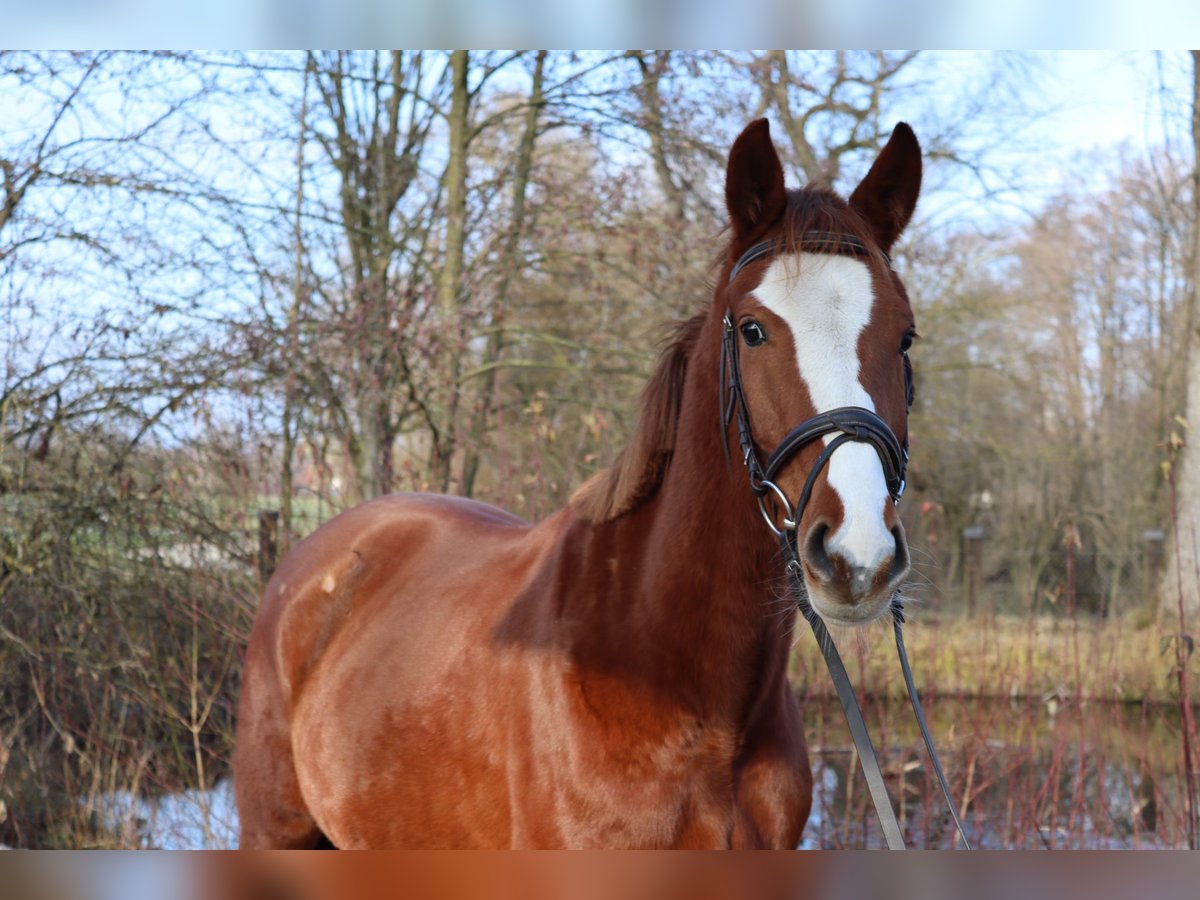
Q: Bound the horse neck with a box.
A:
[572,315,794,721]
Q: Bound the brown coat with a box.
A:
[234,118,921,848]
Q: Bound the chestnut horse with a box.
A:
[235,119,921,849]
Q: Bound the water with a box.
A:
[89,780,238,850]
[87,699,1189,849]
[802,695,1190,849]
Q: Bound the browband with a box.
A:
[728,232,889,284]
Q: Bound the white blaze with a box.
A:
[752,254,894,572]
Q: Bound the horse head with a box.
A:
[721,118,920,627]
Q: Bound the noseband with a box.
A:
[723,233,969,850]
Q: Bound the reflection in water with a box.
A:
[801,696,1189,849]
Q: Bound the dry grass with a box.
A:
[791,610,1189,705]
[791,609,1199,848]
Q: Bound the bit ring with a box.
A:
[756,479,796,536]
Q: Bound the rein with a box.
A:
[724,235,971,850]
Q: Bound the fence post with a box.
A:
[963,525,984,617]
[1143,528,1165,609]
[923,500,943,611]
[1063,518,1079,616]
[258,509,280,583]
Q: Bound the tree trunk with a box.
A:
[631,51,686,222]
[306,51,432,504]
[280,56,312,549]
[765,51,827,185]
[431,50,471,491]
[1163,51,1200,619]
[462,51,546,497]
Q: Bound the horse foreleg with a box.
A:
[730,689,813,849]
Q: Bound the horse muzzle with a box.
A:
[799,520,911,625]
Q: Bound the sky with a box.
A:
[4,1,1200,48]
[2,50,1193,334]
[1030,52,1192,212]
[1,50,1194,388]
[868,50,1195,232]
[1039,52,1187,156]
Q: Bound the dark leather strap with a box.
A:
[784,537,906,850]
[792,433,853,517]
[721,312,768,489]
[891,600,972,849]
[786,536,973,850]
[764,407,907,502]
[729,232,889,284]
[728,239,779,283]
[723,227,968,849]
[721,324,908,505]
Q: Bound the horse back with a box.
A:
[247,493,538,710]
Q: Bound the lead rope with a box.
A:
[782,537,907,850]
[891,598,972,849]
[783,532,971,849]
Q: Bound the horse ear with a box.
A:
[848,122,922,253]
[725,118,786,242]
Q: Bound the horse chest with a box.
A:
[516,731,737,846]
[534,728,808,849]
[342,670,794,847]
[505,674,808,849]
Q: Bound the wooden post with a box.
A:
[963,525,983,617]
[1143,528,1165,610]
[923,500,943,611]
[1064,518,1079,617]
[258,509,280,583]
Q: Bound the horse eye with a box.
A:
[900,330,915,353]
[740,321,767,347]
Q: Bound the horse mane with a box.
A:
[777,188,880,259]
[570,311,706,524]
[570,189,880,525]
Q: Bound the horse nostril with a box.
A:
[803,522,834,581]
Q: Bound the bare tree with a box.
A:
[1163,51,1200,619]
[757,50,921,188]
[461,51,547,497]
[304,50,440,502]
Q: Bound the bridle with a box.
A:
[723,233,970,850]
[721,234,911,536]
